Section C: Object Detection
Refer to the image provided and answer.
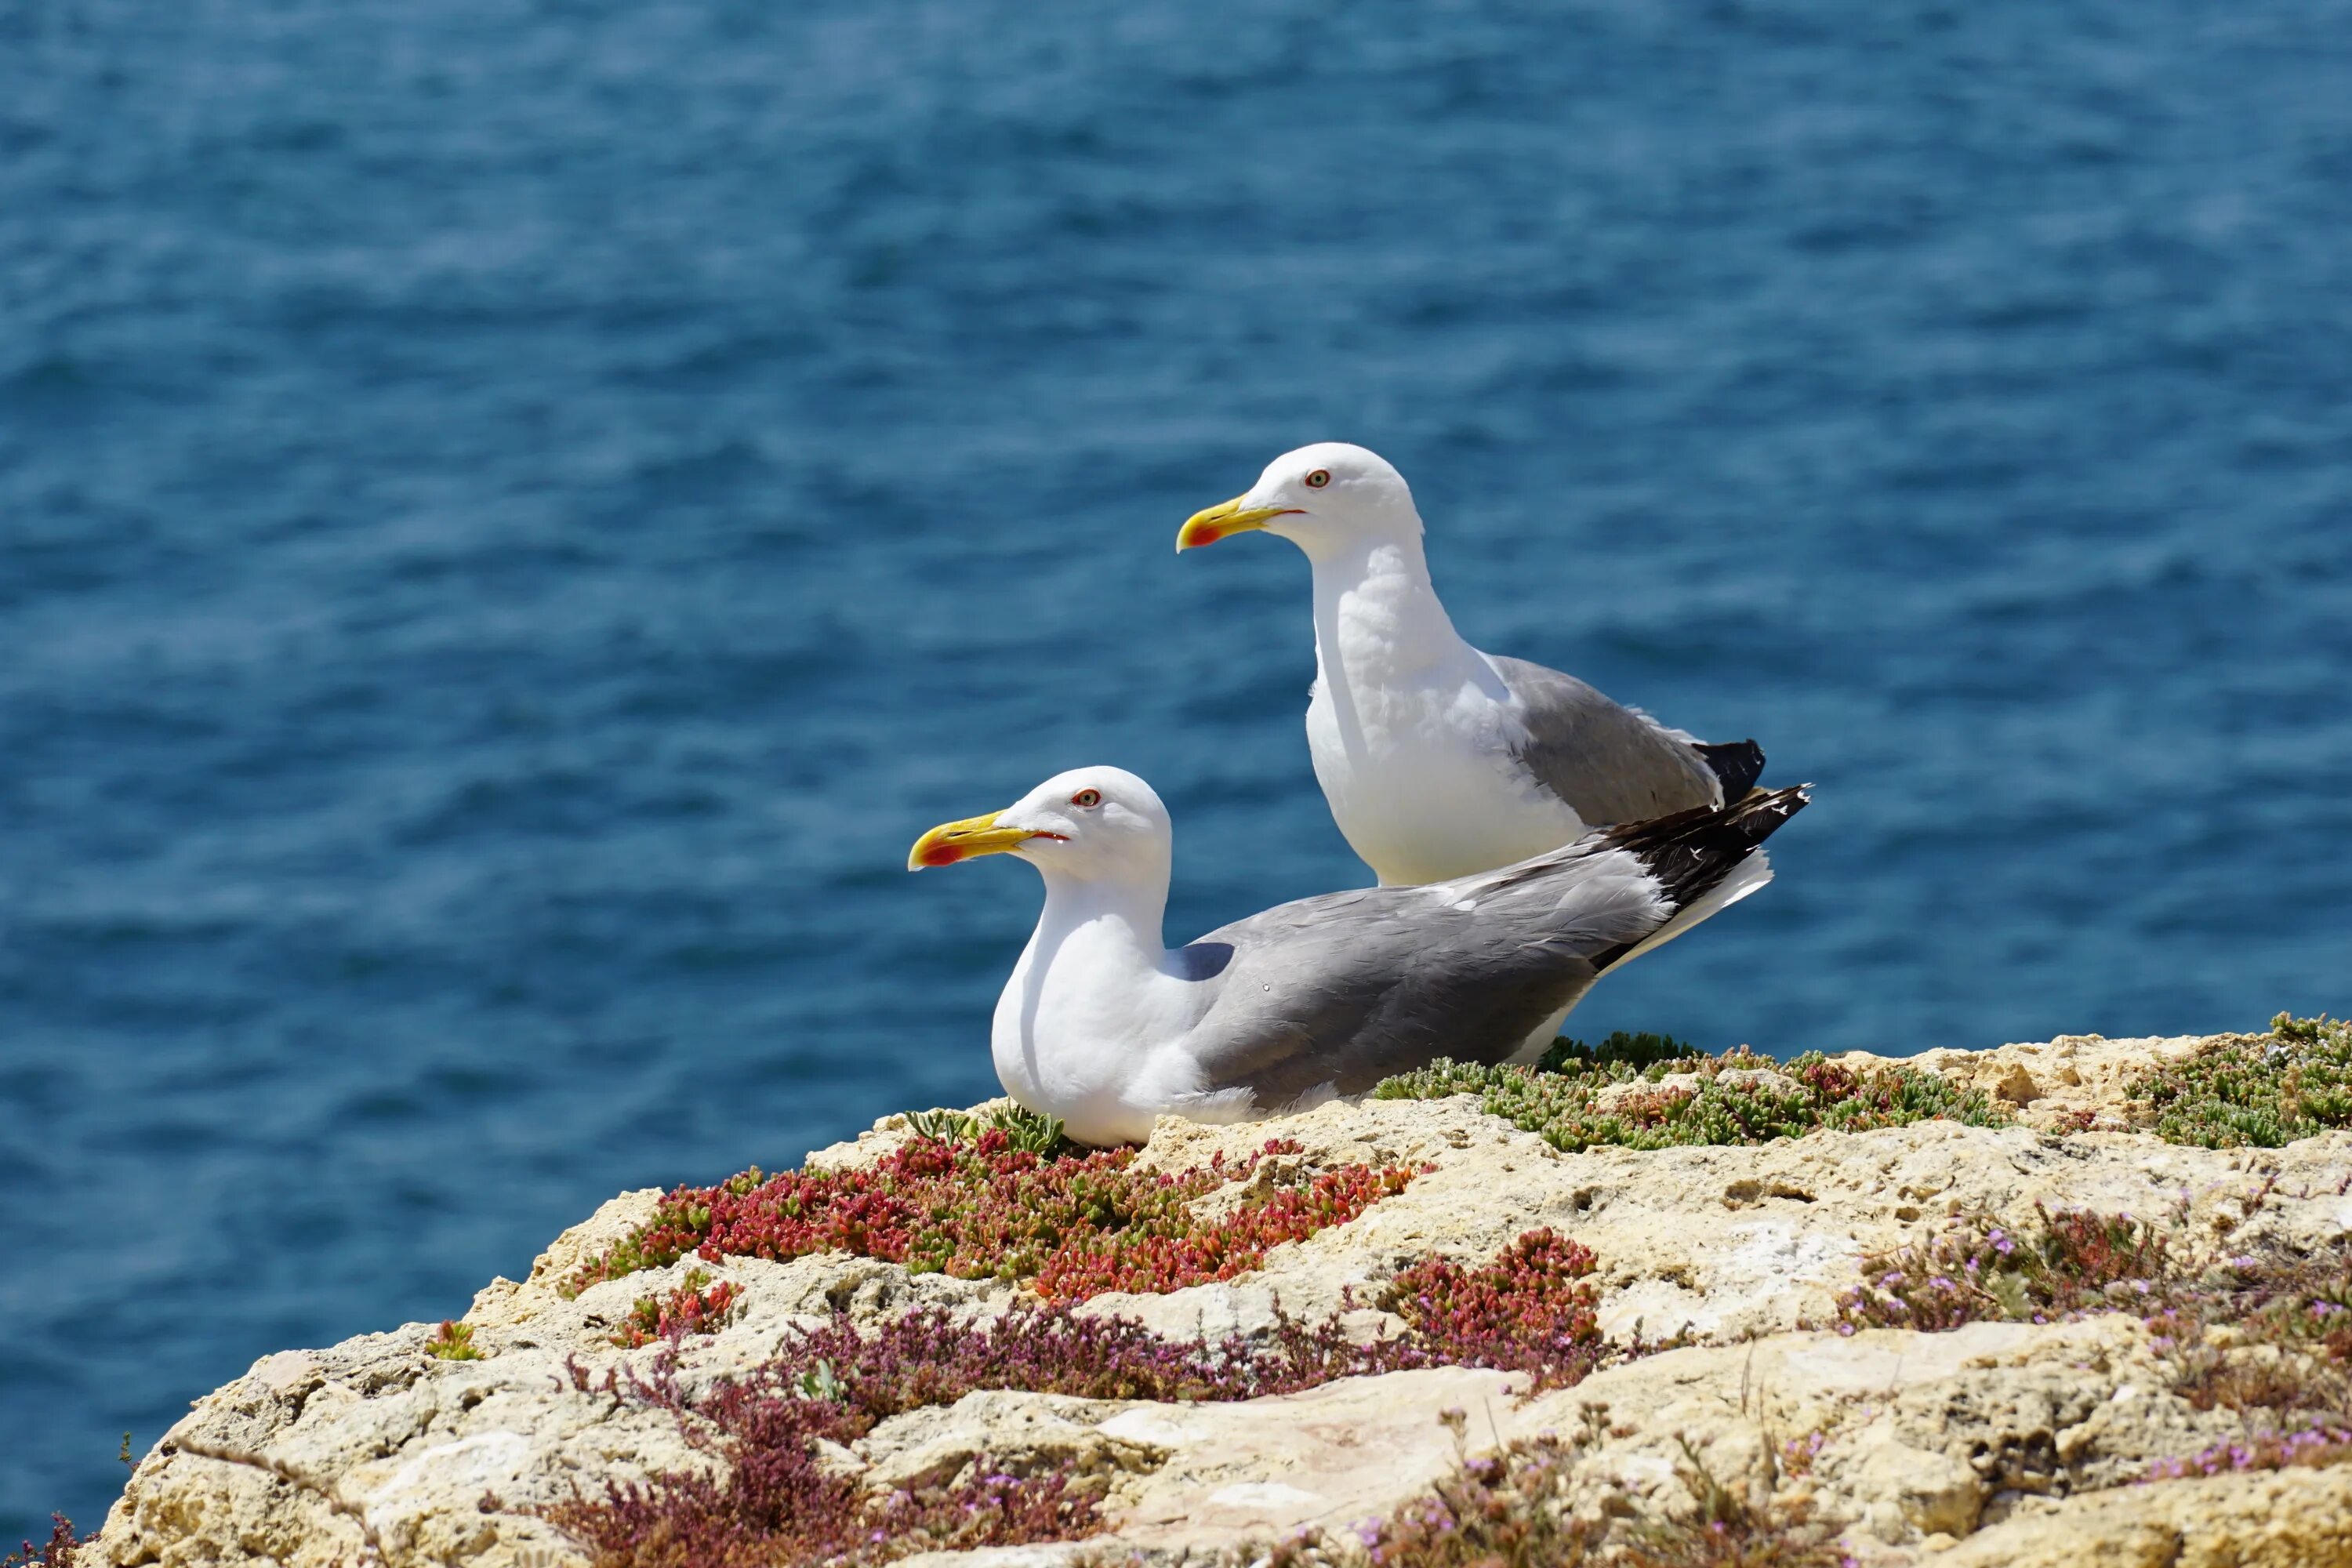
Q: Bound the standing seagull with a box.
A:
[1180,443,1766,888]
[910,765,1806,1146]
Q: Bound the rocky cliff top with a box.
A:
[84,1021,2352,1568]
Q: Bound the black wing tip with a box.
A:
[1596,782,1809,858]
[1693,782,1808,858]
[1590,782,1808,900]
[1573,786,1809,974]
[1694,739,1767,799]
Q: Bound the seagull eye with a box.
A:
[1304,469,1331,489]
[1070,789,1101,808]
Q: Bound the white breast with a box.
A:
[1300,539,1589,887]
[989,921,1216,1145]
[1306,667,1588,887]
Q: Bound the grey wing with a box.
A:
[1172,855,1672,1108]
[1489,655,1728,826]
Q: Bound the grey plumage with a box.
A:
[1176,786,1809,1109]
[1492,655,1758,826]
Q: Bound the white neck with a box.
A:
[1028,868,1170,971]
[998,862,1175,1061]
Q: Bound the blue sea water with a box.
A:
[4,0,2350,1534]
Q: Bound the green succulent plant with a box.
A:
[1375,1041,2003,1151]
[2132,1014,2352,1149]
[904,1102,1073,1157]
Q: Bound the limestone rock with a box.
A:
[1937,1463,2352,1566]
[86,1029,2352,1568]
[860,1392,1152,1494]
[1900,1033,2216,1133]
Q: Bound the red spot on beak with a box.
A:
[916,844,964,868]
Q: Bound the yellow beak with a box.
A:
[907,811,1054,870]
[1176,495,1303,552]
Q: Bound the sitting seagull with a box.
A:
[1179,443,1766,887]
[909,765,1806,1146]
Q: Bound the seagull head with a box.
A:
[1177,442,1421,557]
[908,765,1173,884]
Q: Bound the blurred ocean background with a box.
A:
[5,0,2350,1533]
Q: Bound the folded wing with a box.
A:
[1178,786,1809,1107]
[1491,654,1763,824]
